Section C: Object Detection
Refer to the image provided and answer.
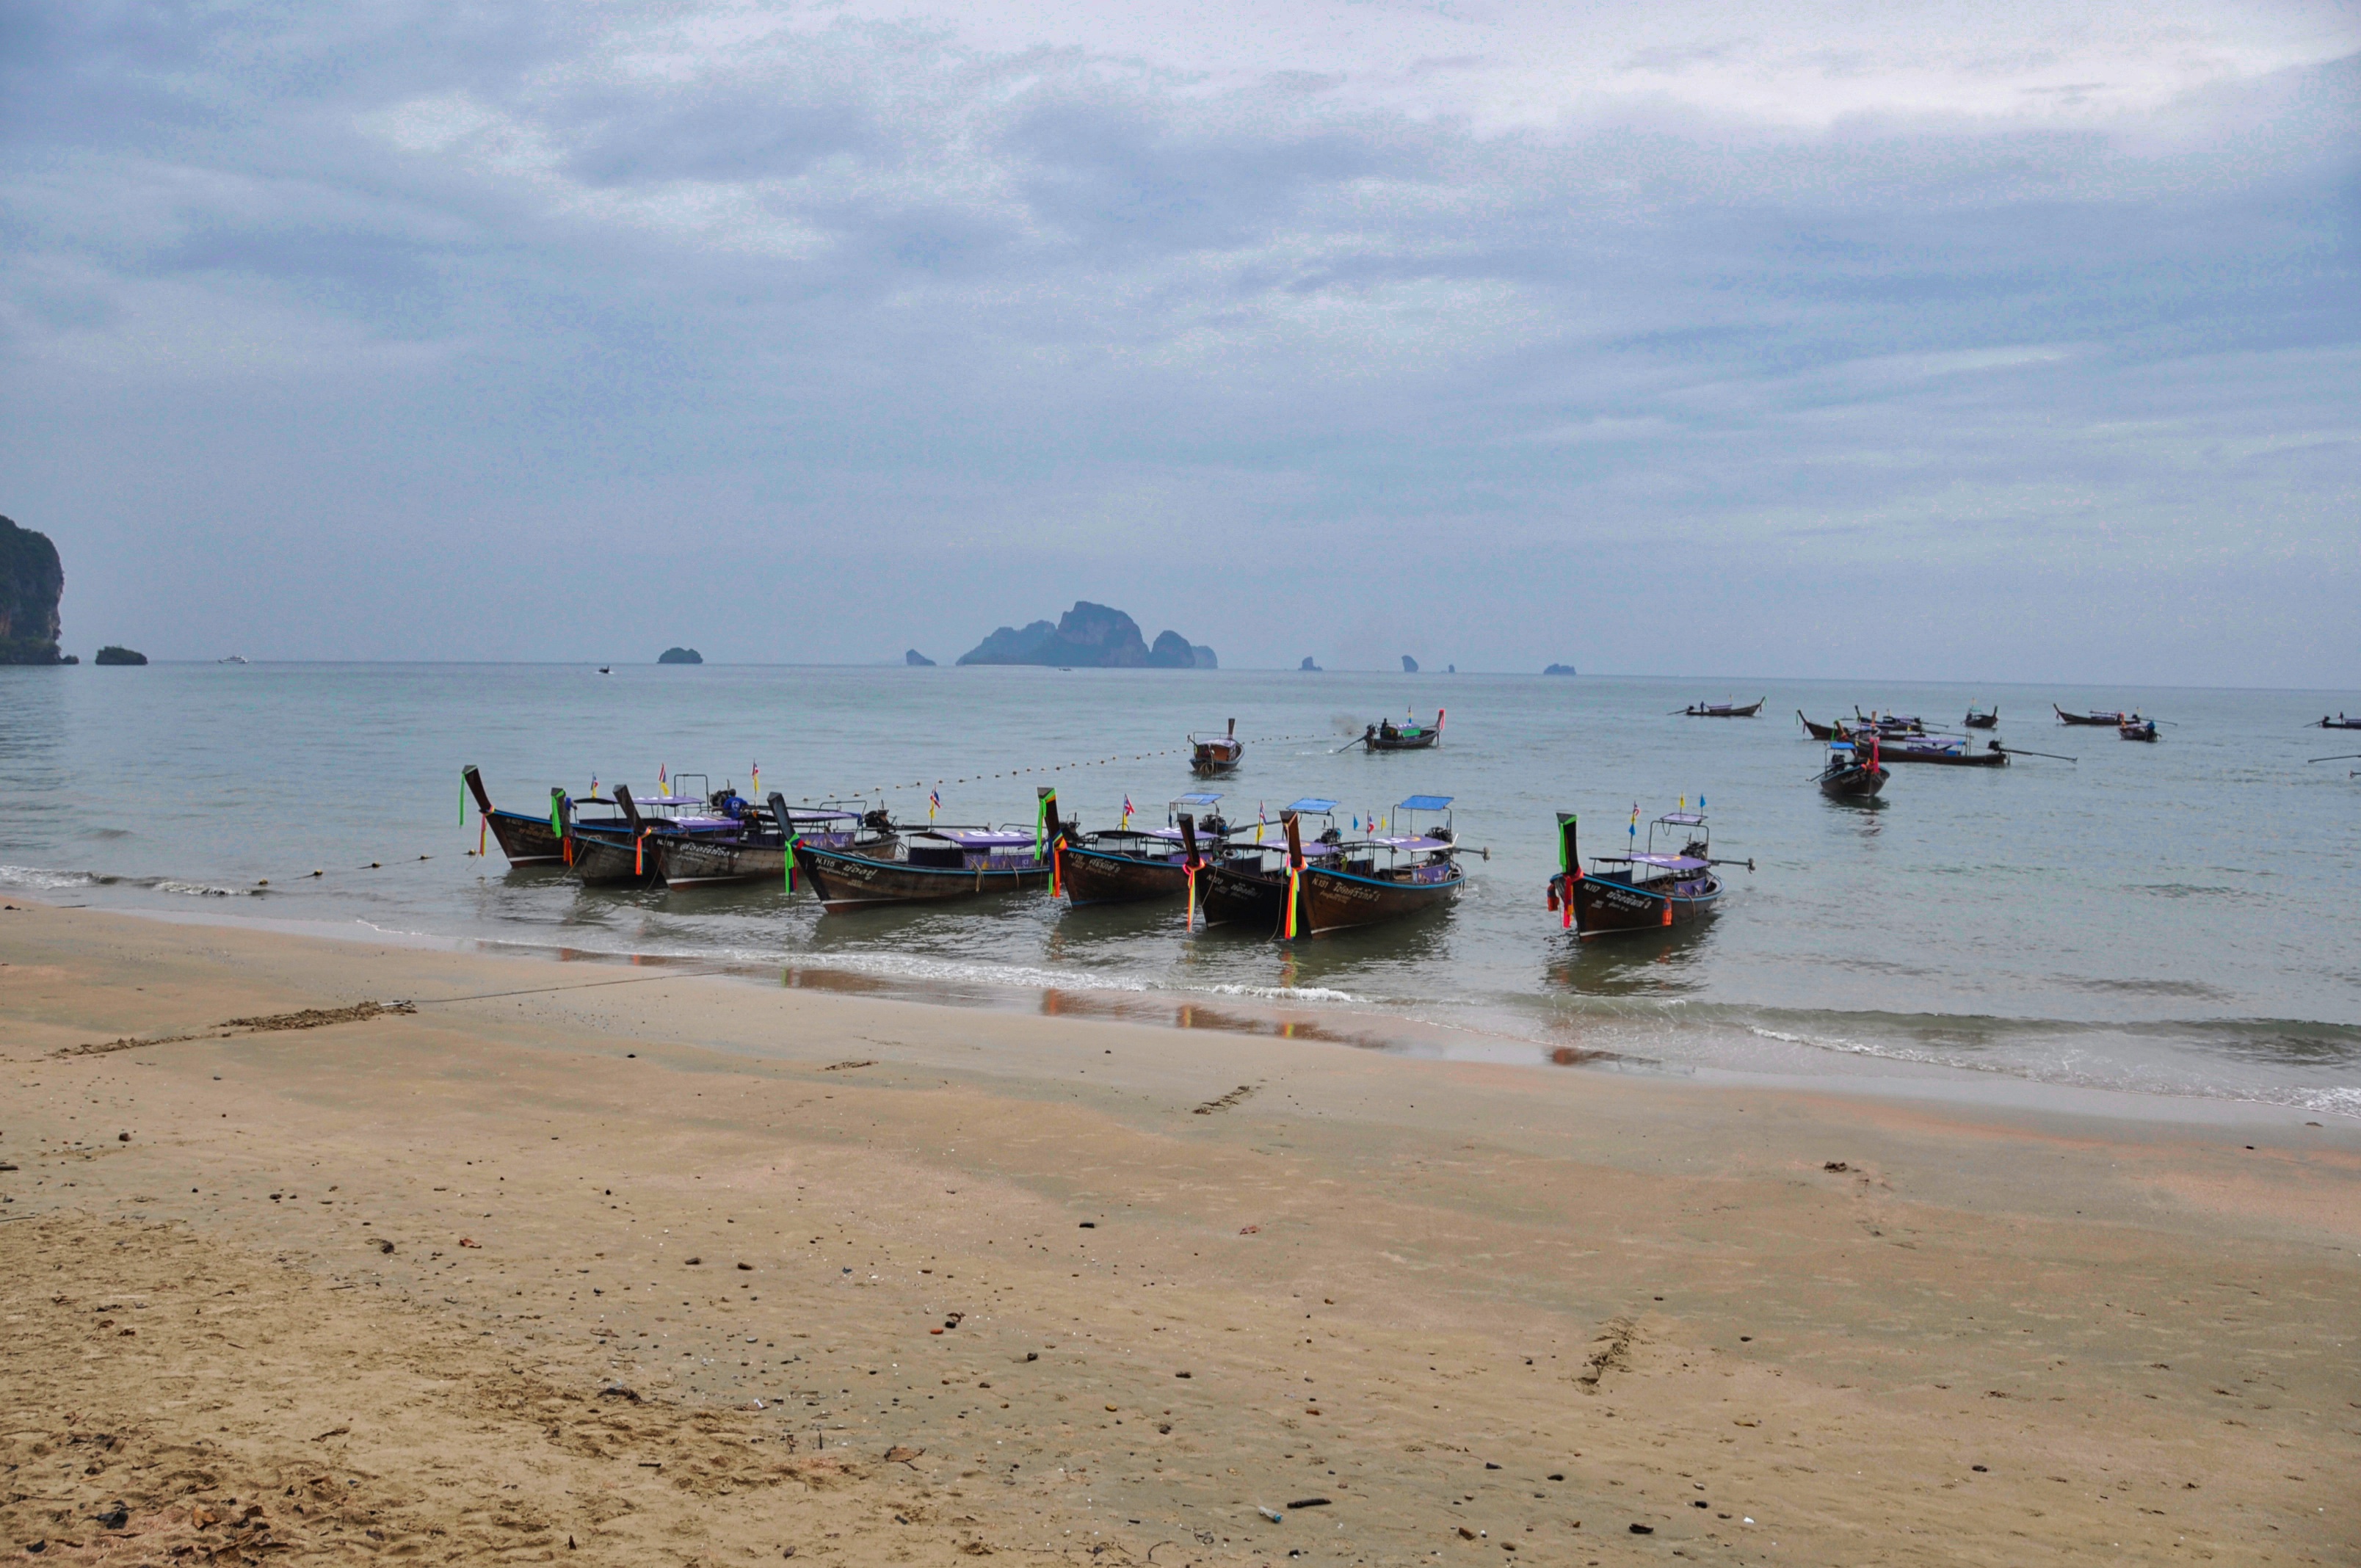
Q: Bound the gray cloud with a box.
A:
[0,1,2354,683]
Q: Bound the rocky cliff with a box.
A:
[957,602,1215,669]
[0,515,64,665]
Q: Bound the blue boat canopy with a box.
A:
[1174,792,1222,805]
[1397,794,1454,811]
[1284,798,1340,814]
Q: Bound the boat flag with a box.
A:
[458,768,467,827]
[658,764,667,797]
[929,789,940,823]
[751,762,761,798]
[589,774,598,799]
[1122,795,1135,828]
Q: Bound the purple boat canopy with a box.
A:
[1631,852,1709,871]
[1368,835,1451,852]
[924,829,1037,849]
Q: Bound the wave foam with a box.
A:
[0,864,98,890]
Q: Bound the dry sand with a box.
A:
[2,900,2357,1566]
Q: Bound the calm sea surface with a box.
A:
[4,663,2356,1119]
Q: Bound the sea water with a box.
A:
[3,662,2355,1119]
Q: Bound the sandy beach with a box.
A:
[3,901,2356,1566]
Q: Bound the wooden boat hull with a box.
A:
[1296,864,1463,936]
[2315,718,2361,730]
[485,808,565,865]
[1882,746,2007,767]
[1818,765,1887,798]
[655,835,784,887]
[792,843,1053,912]
[1200,862,1302,932]
[1685,700,1763,717]
[653,828,873,888]
[568,827,664,885]
[2119,725,2158,743]
[1566,870,1722,937]
[1963,711,1999,730]
[1059,844,1190,905]
[1365,732,1439,752]
[1189,742,1243,778]
[2054,705,2123,726]
[1797,711,1840,740]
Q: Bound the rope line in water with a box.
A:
[788,734,1334,806]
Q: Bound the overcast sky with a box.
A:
[4,0,2355,682]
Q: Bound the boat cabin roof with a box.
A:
[1173,792,1222,807]
[782,807,858,823]
[1657,811,1705,827]
[1632,852,1709,871]
[1397,794,1454,811]
[1284,798,1339,815]
[1366,835,1451,852]
[924,828,1036,849]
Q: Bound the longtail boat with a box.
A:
[1200,799,1338,931]
[567,780,742,885]
[791,789,1065,912]
[2118,716,2159,743]
[1681,698,1763,718]
[1879,736,2009,766]
[1545,806,1747,939]
[464,766,578,865]
[1291,794,1468,937]
[2055,703,2127,726]
[1854,708,1929,736]
[2313,714,2361,730]
[1799,711,1926,743]
[1818,737,1887,798]
[1963,705,1999,729]
[1354,710,1445,751]
[1059,794,1233,907]
[1797,711,1842,741]
[1189,720,1244,778]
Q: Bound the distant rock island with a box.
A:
[658,647,703,665]
[95,645,148,665]
[905,649,936,667]
[957,602,1215,669]
[1299,656,1322,672]
[1544,663,1578,676]
[1401,655,1419,673]
[0,515,65,665]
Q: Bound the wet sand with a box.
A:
[2,900,2357,1566]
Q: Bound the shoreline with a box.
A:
[23,886,2356,1130]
